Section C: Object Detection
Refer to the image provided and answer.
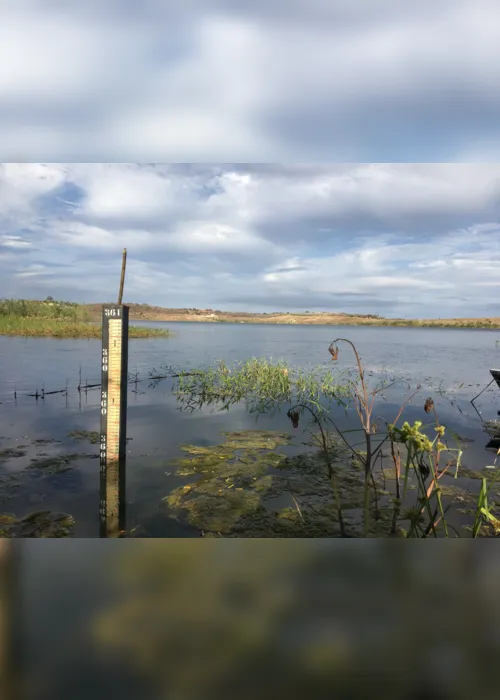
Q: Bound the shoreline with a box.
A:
[114,316,500,330]
[0,319,172,339]
[3,299,500,332]
[84,304,500,329]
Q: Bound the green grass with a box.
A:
[0,298,172,338]
[379,319,500,329]
[323,318,500,329]
[0,316,172,338]
[0,298,89,320]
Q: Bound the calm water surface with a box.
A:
[1,323,499,536]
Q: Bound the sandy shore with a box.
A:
[84,304,500,329]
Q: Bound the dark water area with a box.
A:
[1,322,499,537]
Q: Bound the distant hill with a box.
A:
[82,303,500,328]
[83,303,383,323]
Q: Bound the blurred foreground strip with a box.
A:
[0,540,19,700]
[12,540,500,700]
[91,541,500,700]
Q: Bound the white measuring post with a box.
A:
[100,304,129,538]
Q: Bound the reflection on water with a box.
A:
[0,324,499,537]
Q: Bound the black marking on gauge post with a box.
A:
[100,304,129,537]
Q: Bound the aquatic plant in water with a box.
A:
[175,358,351,415]
[0,511,74,537]
[171,343,500,537]
[164,429,400,537]
[67,430,100,444]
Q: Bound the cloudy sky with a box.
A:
[1,0,500,161]
[1,2,500,318]
[1,163,500,318]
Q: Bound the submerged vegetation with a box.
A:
[67,430,100,444]
[171,345,500,538]
[0,432,99,536]
[0,510,74,537]
[0,298,172,338]
[164,430,374,537]
[162,426,498,538]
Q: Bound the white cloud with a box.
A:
[1,163,500,317]
[196,165,500,235]
[0,235,33,249]
[0,2,499,160]
[256,223,500,316]
[76,166,175,221]
[14,263,54,278]
[166,222,271,254]
[0,163,66,216]
[50,222,137,250]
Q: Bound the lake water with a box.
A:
[1,322,499,537]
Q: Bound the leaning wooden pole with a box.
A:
[118,248,127,306]
[99,250,129,537]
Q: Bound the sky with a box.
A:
[1,163,500,319]
[1,0,500,162]
[1,2,500,318]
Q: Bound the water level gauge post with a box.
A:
[100,304,129,538]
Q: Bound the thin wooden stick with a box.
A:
[118,248,127,305]
[471,378,495,420]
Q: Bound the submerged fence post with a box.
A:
[100,304,129,537]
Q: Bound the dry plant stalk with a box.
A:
[328,339,420,536]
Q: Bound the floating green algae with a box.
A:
[28,453,89,474]
[161,426,489,538]
[67,430,100,444]
[230,503,348,538]
[0,447,96,505]
[173,448,286,481]
[379,467,404,481]
[455,465,500,481]
[164,431,294,534]
[0,473,22,504]
[163,430,372,537]
[0,447,27,461]
[438,483,476,502]
[0,510,74,537]
[166,481,263,534]
[221,430,292,450]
